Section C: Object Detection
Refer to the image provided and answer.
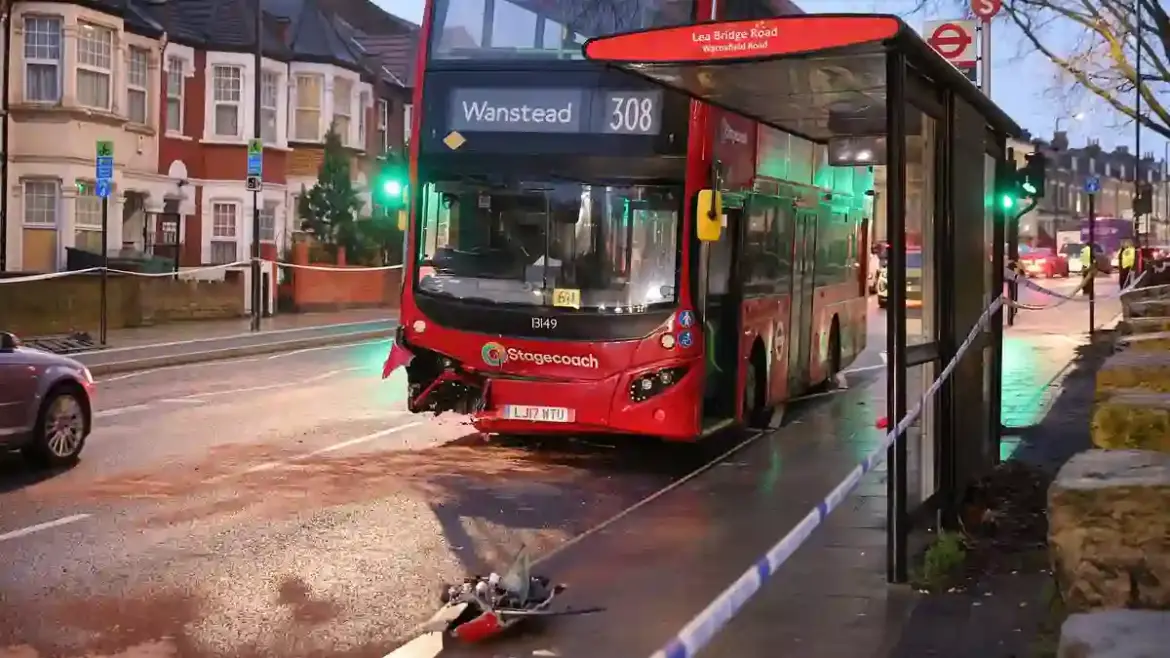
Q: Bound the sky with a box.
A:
[380,0,1164,158]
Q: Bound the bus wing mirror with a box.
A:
[696,190,722,242]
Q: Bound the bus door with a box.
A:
[787,210,818,394]
[702,205,743,420]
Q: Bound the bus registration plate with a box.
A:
[502,405,575,423]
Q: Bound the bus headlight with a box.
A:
[629,366,688,403]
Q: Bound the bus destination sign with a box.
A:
[448,87,663,136]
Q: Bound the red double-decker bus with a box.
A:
[387,0,870,441]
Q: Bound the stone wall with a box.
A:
[0,271,245,336]
[285,242,401,313]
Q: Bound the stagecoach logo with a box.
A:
[482,342,508,367]
[480,342,600,369]
[720,119,749,145]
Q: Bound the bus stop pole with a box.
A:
[884,52,909,585]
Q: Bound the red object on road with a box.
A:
[451,611,504,642]
[382,342,414,379]
[876,416,890,430]
[1018,248,1069,279]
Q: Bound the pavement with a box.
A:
[0,276,1095,658]
[69,309,397,375]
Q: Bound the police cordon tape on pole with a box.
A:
[0,258,405,285]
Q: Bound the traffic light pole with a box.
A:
[1088,193,1097,336]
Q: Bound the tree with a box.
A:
[917,0,1170,139]
[298,127,364,256]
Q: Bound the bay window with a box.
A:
[294,74,322,141]
[376,99,388,153]
[77,22,113,110]
[358,91,369,149]
[212,65,241,137]
[75,182,104,253]
[127,47,149,124]
[261,70,279,143]
[210,202,239,264]
[332,78,353,142]
[23,16,61,103]
[166,56,184,133]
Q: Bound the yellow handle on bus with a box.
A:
[696,189,722,242]
[397,209,407,231]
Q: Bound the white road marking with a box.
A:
[841,363,885,376]
[97,357,263,383]
[267,338,386,360]
[202,418,418,484]
[95,367,364,419]
[0,514,91,543]
[94,404,152,419]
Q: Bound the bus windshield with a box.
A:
[430,0,696,60]
[415,180,681,310]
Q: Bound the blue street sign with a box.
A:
[1084,176,1101,194]
[247,153,263,176]
[95,179,111,199]
[95,156,114,182]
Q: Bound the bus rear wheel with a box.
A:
[743,351,772,429]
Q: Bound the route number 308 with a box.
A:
[609,96,655,133]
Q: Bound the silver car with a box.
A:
[0,332,94,467]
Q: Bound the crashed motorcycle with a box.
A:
[420,547,602,642]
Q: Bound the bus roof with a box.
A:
[582,15,1021,144]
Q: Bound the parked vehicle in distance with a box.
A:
[1061,243,1110,275]
[1019,248,1069,278]
[0,332,94,467]
[876,250,923,309]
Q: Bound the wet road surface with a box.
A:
[0,339,750,658]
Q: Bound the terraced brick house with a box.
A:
[0,0,417,277]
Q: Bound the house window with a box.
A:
[358,91,369,149]
[261,70,279,143]
[260,201,277,242]
[75,182,104,253]
[404,103,413,145]
[210,202,239,264]
[23,16,61,102]
[127,47,150,124]
[376,99,388,153]
[212,65,242,137]
[332,77,353,142]
[294,74,323,141]
[22,180,58,226]
[77,22,113,110]
[166,56,184,133]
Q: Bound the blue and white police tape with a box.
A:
[650,294,1007,658]
[1004,266,1146,302]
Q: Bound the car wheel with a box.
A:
[22,388,88,468]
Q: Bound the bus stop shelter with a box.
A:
[583,14,1024,581]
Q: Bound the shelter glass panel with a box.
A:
[905,107,936,346]
[904,361,937,510]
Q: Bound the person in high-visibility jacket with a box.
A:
[1118,241,1137,287]
[1081,244,1095,296]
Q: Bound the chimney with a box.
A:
[273,16,291,43]
[1115,145,1130,155]
[1052,130,1069,151]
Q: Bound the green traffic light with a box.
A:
[384,180,402,197]
[1022,182,1037,195]
[1001,195,1015,210]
